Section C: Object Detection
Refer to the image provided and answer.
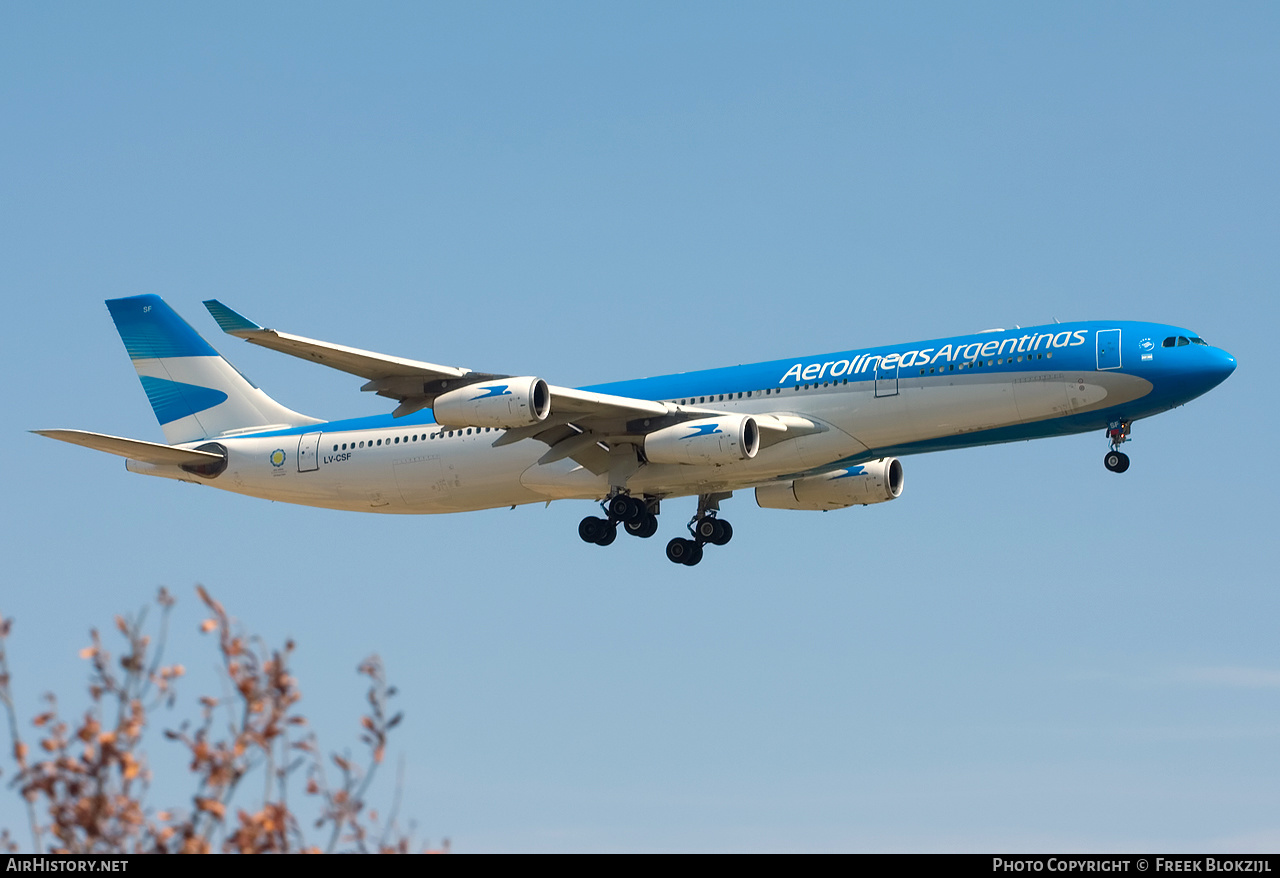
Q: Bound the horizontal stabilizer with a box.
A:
[32,430,224,466]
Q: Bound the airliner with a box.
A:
[36,296,1236,566]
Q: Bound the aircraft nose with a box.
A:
[1199,347,1237,391]
[1210,348,1237,381]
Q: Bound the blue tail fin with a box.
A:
[106,295,319,444]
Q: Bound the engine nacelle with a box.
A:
[755,457,904,510]
[433,377,551,428]
[644,416,760,466]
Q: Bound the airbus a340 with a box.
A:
[36,296,1236,565]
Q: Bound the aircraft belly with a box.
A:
[394,440,544,512]
[521,458,608,500]
[837,371,1153,450]
[393,454,453,507]
[904,378,1020,441]
[1070,371,1150,412]
[818,386,917,450]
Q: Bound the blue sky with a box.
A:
[2,1,1277,852]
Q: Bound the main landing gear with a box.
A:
[665,492,733,567]
[578,491,734,566]
[1104,420,1132,473]
[578,494,658,547]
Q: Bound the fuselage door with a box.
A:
[874,357,899,398]
[297,432,321,472]
[1096,329,1122,371]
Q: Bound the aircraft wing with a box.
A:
[32,430,225,466]
[204,300,675,422]
[204,300,489,385]
[202,301,822,475]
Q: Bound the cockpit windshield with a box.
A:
[1163,336,1208,347]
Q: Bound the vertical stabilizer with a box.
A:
[106,295,320,444]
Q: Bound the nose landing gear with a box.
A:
[1104,420,1131,473]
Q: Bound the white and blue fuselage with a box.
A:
[120,319,1234,515]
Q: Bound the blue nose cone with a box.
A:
[1207,348,1237,386]
[1183,346,1237,401]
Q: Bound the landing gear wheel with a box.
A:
[607,495,644,523]
[595,521,618,546]
[692,516,733,546]
[713,520,733,546]
[666,537,701,565]
[683,541,704,566]
[625,513,659,539]
[579,516,606,543]
[1104,451,1130,473]
[579,516,616,545]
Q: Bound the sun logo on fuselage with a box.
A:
[270,449,286,467]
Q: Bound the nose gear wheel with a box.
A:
[1104,420,1132,473]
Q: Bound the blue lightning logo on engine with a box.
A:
[830,466,867,479]
[469,384,511,400]
[682,422,723,439]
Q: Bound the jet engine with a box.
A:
[755,457,904,510]
[433,377,551,428]
[644,416,760,466]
